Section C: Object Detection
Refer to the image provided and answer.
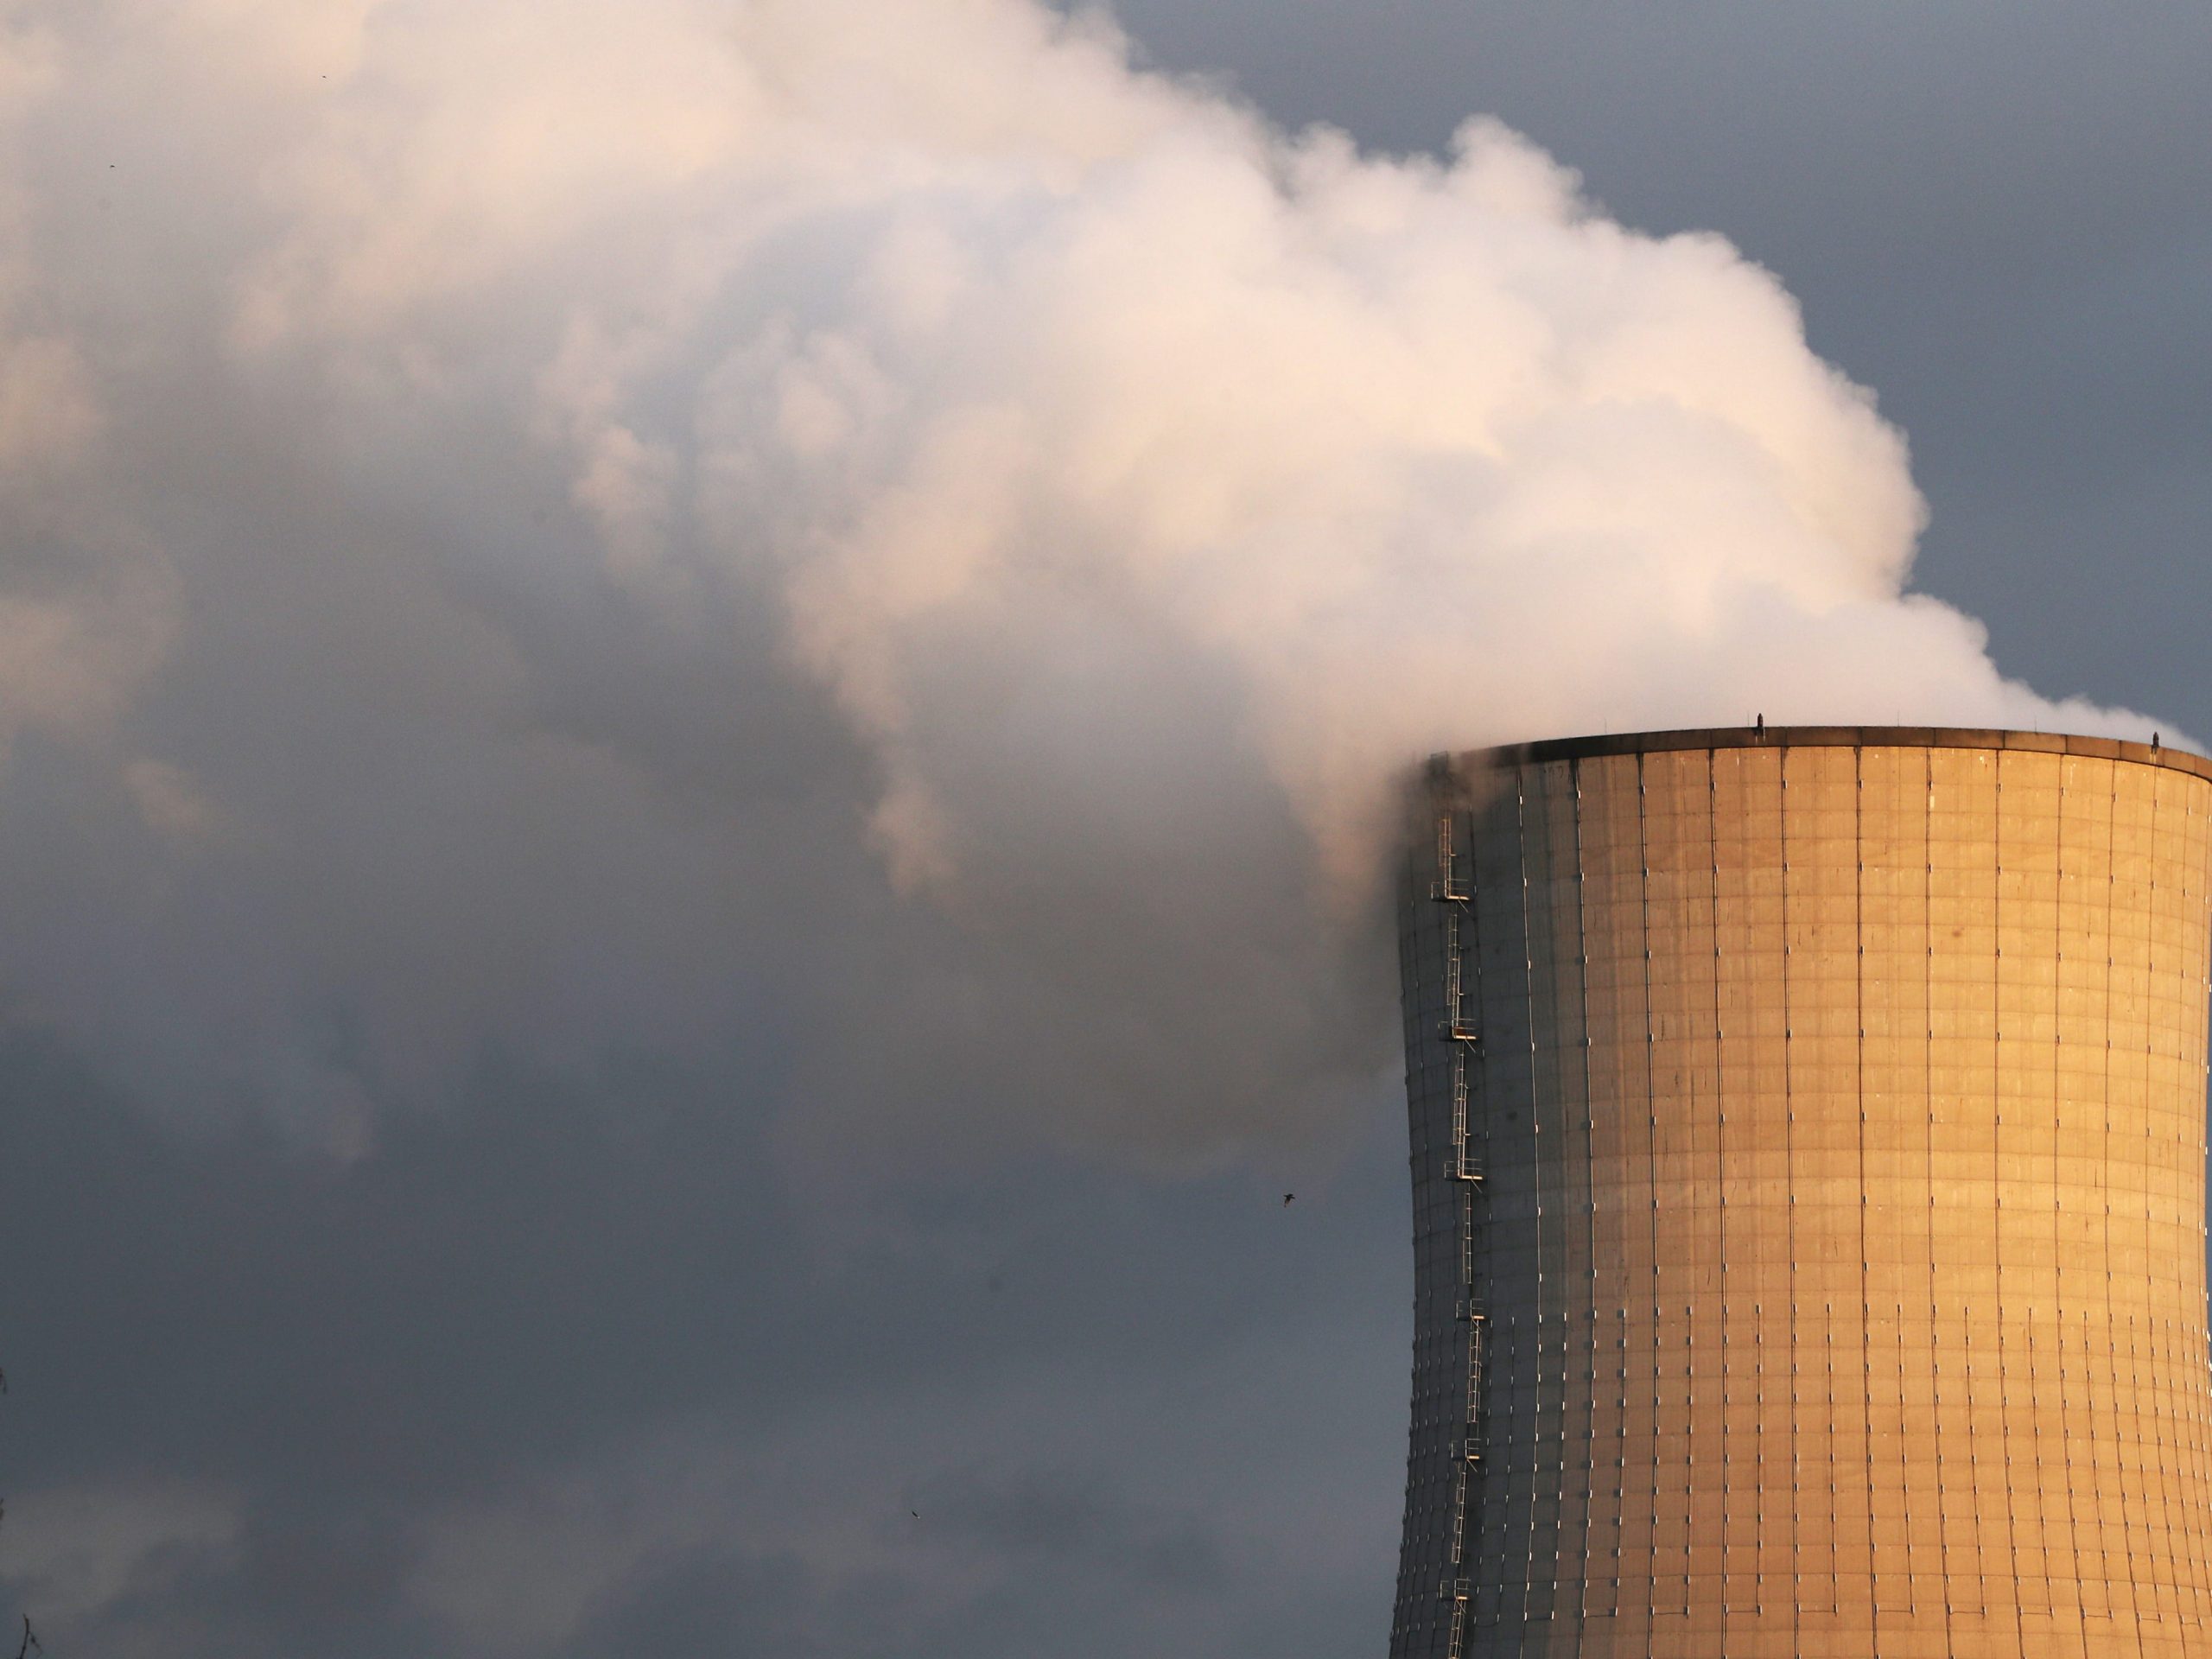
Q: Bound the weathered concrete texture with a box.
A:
[1390,729,2212,1658]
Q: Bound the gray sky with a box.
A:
[3,4,2210,1656]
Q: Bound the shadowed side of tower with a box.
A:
[1389,727,2212,1659]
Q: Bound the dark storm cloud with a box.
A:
[906,1467,1229,1592]
[0,1021,1404,1656]
[1,3,2207,1656]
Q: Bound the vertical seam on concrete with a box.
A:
[1926,750,1952,1650]
[1887,745,1913,1624]
[1995,753,2018,1617]
[2048,759,2068,1624]
[1780,743,1801,1651]
[2200,772,2209,1626]
[2096,755,2116,1622]
[2199,773,2211,1629]
[1577,751,1606,1637]
[2171,781,2195,1617]
[1709,748,1729,1652]
[2190,775,2212,1624]
[1503,769,1522,1654]
[1634,749,1662,1640]
[1464,778,1495,1646]
[1583,765,1601,1654]
[1465,770,1478,1654]
[2164,779,2180,1597]
[1513,769,1548,1654]
[1518,761,1560,1637]
[2141,769,2164,1596]
[1891,753,1913,1618]
[1856,743,1876,1646]
[2150,779,2167,1628]
[1393,795,1421,1654]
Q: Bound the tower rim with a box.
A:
[1436,721,2212,780]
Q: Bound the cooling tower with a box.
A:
[1389,727,2212,1658]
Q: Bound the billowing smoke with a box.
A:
[0,0,2155,1166]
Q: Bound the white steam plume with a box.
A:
[0,0,2158,1162]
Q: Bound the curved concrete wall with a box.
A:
[1390,730,2212,1658]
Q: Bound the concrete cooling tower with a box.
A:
[1389,727,2212,1658]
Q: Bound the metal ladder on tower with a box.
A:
[1433,810,1488,1658]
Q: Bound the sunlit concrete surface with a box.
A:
[1392,728,2212,1658]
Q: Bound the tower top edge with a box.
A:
[1433,724,2212,781]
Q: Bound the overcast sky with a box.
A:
[3,4,2209,1656]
